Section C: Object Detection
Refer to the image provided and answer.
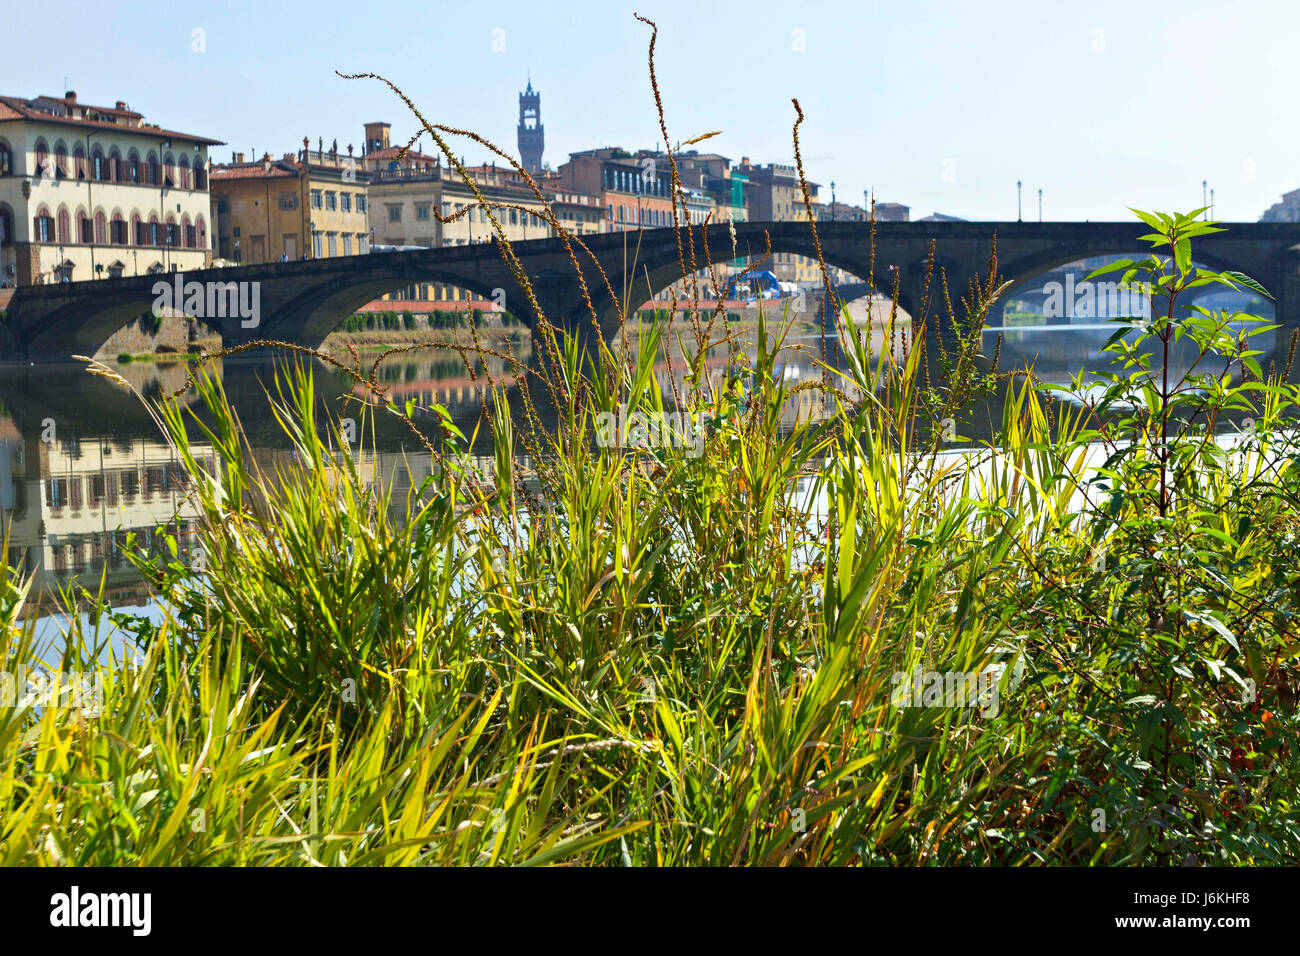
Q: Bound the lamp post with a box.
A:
[830,181,836,221]
[1038,188,1043,223]
[1017,180,1023,222]
[1203,180,1208,219]
[1210,188,1215,219]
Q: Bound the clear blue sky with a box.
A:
[9,0,1297,222]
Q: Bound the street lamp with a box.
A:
[1038,188,1043,222]
[830,181,836,221]
[1017,180,1023,222]
[1203,179,1208,219]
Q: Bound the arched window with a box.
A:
[34,139,49,177]
[194,160,207,190]
[127,150,140,183]
[54,143,68,178]
[76,207,90,243]
[181,213,193,248]
[73,145,85,179]
[148,214,160,246]
[91,147,106,181]
[195,215,206,251]
[0,205,15,244]
[0,140,11,176]
[130,212,142,246]
[146,152,159,186]
[163,153,175,187]
[108,148,122,182]
[93,209,107,245]
[56,206,70,243]
[179,155,191,190]
[111,211,126,245]
[164,214,177,248]
[33,205,54,243]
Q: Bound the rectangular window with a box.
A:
[416,205,430,221]
[279,192,298,210]
[340,193,352,212]
[357,195,367,212]
[327,233,337,256]
[343,235,352,255]
[311,190,323,209]
[313,232,323,257]
[325,192,337,211]
[387,206,402,223]
[46,478,67,508]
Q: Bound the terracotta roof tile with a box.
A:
[0,95,223,145]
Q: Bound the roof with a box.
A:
[0,95,224,146]
[210,162,299,181]
[367,145,440,164]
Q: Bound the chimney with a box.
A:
[234,151,245,164]
[115,100,126,110]
[65,90,76,102]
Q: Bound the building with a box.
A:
[366,128,562,304]
[209,139,371,263]
[1260,189,1300,223]
[636,149,749,223]
[0,91,222,287]
[873,202,910,222]
[557,148,675,233]
[517,80,544,175]
[814,200,870,222]
[538,177,603,235]
[734,157,821,284]
[358,121,442,177]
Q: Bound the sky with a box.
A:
[7,0,1298,222]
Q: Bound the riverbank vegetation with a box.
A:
[3,19,1299,866]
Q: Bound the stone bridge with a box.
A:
[4,220,1299,362]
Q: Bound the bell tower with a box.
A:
[517,79,544,174]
